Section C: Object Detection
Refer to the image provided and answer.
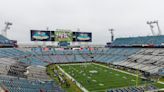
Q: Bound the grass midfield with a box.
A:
[59,63,145,92]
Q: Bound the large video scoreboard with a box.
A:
[30,30,92,42]
[55,31,73,42]
[73,32,92,42]
[31,30,51,41]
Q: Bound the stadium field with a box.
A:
[59,63,144,92]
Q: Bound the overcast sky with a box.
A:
[0,0,164,45]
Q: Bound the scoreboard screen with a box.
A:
[31,30,51,41]
[73,32,92,42]
[55,31,73,42]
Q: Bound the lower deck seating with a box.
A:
[115,48,164,74]
[0,48,163,75]
[0,75,64,92]
[26,65,50,81]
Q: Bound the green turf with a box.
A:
[46,65,82,92]
[159,77,164,82]
[59,63,145,92]
[153,83,164,89]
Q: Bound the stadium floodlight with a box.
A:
[147,20,162,36]
[155,20,162,35]
[1,22,13,37]
[77,28,80,32]
[108,28,114,42]
[46,27,49,31]
[5,22,12,26]
[147,21,155,36]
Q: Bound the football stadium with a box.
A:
[0,22,163,92]
[0,1,164,92]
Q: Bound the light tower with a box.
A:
[155,21,162,35]
[147,20,162,36]
[1,22,12,37]
[147,21,155,36]
[77,28,80,32]
[108,28,114,42]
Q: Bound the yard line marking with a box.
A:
[93,63,164,85]
[57,65,89,92]
[93,63,142,77]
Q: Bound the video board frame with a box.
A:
[30,30,92,42]
[54,31,73,42]
[31,30,51,41]
[73,32,92,42]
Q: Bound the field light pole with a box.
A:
[147,20,162,36]
[147,21,155,36]
[108,28,114,42]
[1,22,12,37]
[155,21,162,35]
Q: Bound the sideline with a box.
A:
[57,65,89,92]
[158,81,164,84]
[159,88,164,91]
[93,63,164,85]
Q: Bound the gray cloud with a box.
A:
[0,0,164,45]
